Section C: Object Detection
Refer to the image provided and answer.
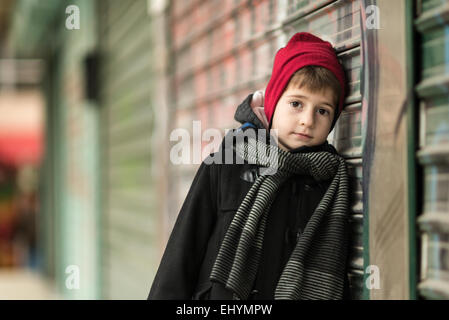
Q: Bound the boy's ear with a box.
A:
[251,90,265,108]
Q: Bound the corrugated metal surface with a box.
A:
[98,0,160,299]
[415,0,449,299]
[170,0,364,299]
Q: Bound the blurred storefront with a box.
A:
[3,0,165,299]
[0,90,43,269]
[4,0,103,299]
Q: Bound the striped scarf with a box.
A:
[210,134,350,300]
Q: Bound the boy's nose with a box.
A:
[299,108,315,128]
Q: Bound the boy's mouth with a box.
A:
[293,132,312,139]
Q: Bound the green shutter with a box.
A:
[98,0,159,299]
[415,0,449,299]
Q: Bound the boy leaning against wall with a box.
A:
[148,32,351,300]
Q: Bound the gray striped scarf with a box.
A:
[210,134,350,300]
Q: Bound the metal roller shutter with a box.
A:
[415,0,449,299]
[98,0,159,299]
[170,0,365,299]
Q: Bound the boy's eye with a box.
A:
[318,108,330,116]
[289,101,302,108]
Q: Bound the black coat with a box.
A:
[148,94,350,300]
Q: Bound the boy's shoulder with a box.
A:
[201,123,262,185]
[204,122,263,166]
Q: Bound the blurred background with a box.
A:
[0,0,447,300]
[0,0,169,299]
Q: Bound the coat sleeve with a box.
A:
[148,159,218,299]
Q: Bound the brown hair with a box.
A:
[286,65,341,109]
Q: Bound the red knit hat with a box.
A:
[264,32,346,132]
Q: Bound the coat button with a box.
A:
[250,289,258,298]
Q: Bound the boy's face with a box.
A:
[271,85,336,151]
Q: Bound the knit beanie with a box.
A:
[264,32,347,133]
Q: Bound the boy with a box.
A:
[148,32,350,300]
